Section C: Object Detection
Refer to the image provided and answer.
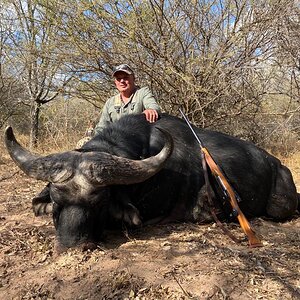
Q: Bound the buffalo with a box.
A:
[5,114,299,249]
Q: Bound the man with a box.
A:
[94,64,161,134]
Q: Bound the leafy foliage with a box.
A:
[0,0,299,152]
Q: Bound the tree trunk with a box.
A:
[30,101,40,149]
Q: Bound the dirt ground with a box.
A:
[0,155,299,300]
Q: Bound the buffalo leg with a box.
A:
[32,183,53,216]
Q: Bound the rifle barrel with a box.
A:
[179,108,204,147]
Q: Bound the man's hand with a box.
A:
[143,109,159,123]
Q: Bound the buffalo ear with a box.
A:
[49,169,73,183]
[28,159,74,183]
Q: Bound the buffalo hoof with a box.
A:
[32,201,53,216]
[80,242,98,252]
[123,203,142,226]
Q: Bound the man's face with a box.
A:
[114,72,135,94]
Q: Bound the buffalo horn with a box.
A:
[80,128,173,185]
[5,126,74,183]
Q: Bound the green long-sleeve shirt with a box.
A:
[94,86,161,134]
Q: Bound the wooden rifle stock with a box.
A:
[202,148,262,247]
[179,108,262,247]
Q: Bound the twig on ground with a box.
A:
[171,271,193,298]
[0,170,20,182]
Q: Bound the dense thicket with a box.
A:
[0,0,299,153]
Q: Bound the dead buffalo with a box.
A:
[5,114,299,248]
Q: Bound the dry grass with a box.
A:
[278,152,300,191]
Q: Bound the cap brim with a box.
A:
[112,69,133,76]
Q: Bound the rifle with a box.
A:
[179,108,262,247]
